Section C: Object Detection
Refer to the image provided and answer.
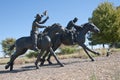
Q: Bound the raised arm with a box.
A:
[39,16,49,24]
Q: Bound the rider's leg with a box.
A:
[33,34,39,51]
[71,32,75,44]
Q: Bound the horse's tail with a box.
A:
[9,44,15,50]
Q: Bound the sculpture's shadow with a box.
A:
[0,63,62,74]
[0,65,36,74]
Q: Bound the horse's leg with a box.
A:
[5,51,19,71]
[47,45,61,65]
[47,39,61,65]
[5,49,27,71]
[35,50,44,69]
[106,48,111,57]
[40,43,60,66]
[84,45,100,55]
[80,44,94,61]
[40,50,49,66]
[50,47,64,67]
[47,53,52,64]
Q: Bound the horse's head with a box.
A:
[82,22,100,33]
[43,23,64,34]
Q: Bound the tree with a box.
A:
[1,38,16,57]
[88,2,120,47]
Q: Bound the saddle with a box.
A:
[38,32,47,40]
[64,29,77,44]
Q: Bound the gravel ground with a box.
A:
[0,52,120,80]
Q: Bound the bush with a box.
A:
[59,46,78,55]
[26,51,38,58]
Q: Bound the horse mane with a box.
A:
[43,26,50,33]
[74,26,83,32]
[81,23,87,28]
[43,23,61,33]
[52,23,61,27]
[75,22,92,32]
[81,22,93,28]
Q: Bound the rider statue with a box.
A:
[30,10,49,51]
[66,17,81,44]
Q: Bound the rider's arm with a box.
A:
[35,22,46,28]
[39,16,49,24]
[74,25,83,31]
[71,21,82,28]
[71,21,78,27]
[71,21,82,31]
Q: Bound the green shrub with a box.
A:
[26,51,38,58]
[60,46,77,55]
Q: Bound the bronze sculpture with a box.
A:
[5,10,101,70]
[39,22,100,66]
[5,23,64,71]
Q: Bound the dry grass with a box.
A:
[0,48,120,65]
[0,58,9,65]
[0,57,36,65]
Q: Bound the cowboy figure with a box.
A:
[31,11,49,51]
[66,17,80,44]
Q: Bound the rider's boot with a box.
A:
[33,45,39,52]
[33,36,39,52]
[71,34,75,45]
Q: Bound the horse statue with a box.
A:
[5,23,64,71]
[40,22,100,65]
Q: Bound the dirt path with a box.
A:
[0,52,120,80]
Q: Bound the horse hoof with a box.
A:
[35,62,39,69]
[47,59,53,65]
[48,61,53,65]
[5,65,9,69]
[96,52,100,56]
[39,63,44,67]
[106,53,109,57]
[36,66,39,69]
[91,59,95,62]
[10,68,13,71]
[10,66,13,71]
[60,64,64,67]
[106,52,111,57]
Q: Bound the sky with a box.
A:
[0,0,120,57]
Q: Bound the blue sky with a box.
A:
[0,0,120,57]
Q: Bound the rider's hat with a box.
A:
[35,14,42,18]
[74,17,78,21]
